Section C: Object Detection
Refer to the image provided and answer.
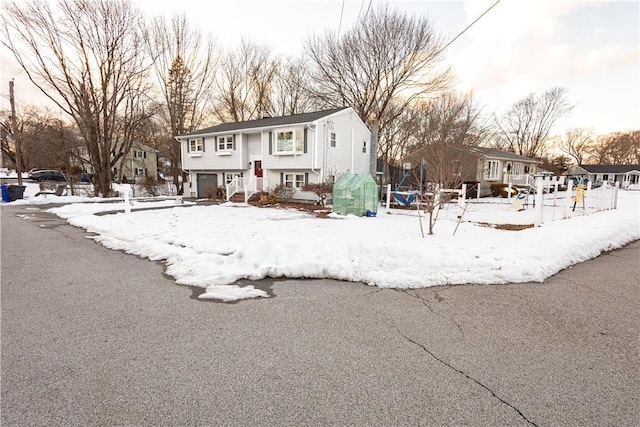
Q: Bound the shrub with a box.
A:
[302,182,333,206]
[258,192,277,205]
[274,184,296,202]
[139,176,160,197]
[490,183,520,198]
[202,185,225,200]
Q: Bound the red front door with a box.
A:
[254,161,263,191]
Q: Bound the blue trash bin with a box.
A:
[1,184,9,202]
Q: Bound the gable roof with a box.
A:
[471,147,538,162]
[578,164,640,174]
[178,107,350,138]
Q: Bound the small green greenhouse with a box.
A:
[332,173,379,216]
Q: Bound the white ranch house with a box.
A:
[176,107,374,201]
[566,164,640,189]
[471,147,540,195]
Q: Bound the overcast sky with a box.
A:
[1,0,638,135]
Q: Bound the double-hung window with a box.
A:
[134,150,147,158]
[486,160,500,180]
[275,128,304,154]
[189,138,204,153]
[217,135,233,151]
[330,132,336,147]
[284,173,305,189]
[135,168,146,176]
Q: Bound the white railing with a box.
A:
[226,176,245,201]
[504,173,535,186]
[244,177,268,202]
[226,176,269,202]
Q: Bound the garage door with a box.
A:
[196,173,218,198]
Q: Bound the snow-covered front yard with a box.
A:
[7,182,640,301]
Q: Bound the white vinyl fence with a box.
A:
[382,177,621,228]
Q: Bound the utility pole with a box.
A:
[0,127,4,171]
[9,79,23,185]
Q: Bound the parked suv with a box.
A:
[29,170,67,182]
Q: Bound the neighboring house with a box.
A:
[73,141,158,182]
[387,146,539,197]
[470,147,539,195]
[566,164,640,188]
[536,167,554,177]
[112,142,158,183]
[175,107,373,200]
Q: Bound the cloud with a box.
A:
[570,45,639,77]
[451,0,580,96]
[444,0,638,132]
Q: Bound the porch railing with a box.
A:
[226,177,245,201]
[504,174,535,187]
[226,176,269,202]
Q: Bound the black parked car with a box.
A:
[30,170,67,182]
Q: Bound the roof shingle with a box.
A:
[579,164,640,174]
[178,107,350,137]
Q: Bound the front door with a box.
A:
[254,160,263,178]
[254,161,263,191]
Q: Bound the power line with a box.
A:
[364,0,373,20]
[337,0,346,38]
[435,0,501,57]
[357,0,365,21]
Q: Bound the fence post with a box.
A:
[123,190,131,214]
[564,181,573,219]
[613,182,620,209]
[534,179,544,226]
[386,184,391,213]
[553,176,559,206]
[599,181,608,211]
[458,184,467,218]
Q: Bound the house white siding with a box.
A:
[177,107,371,199]
[317,109,371,181]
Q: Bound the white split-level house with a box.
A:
[175,107,374,201]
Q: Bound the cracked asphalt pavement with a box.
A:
[2,204,639,426]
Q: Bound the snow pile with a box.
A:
[40,191,639,301]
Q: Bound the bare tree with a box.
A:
[270,57,318,116]
[492,87,573,159]
[592,130,640,164]
[405,92,487,191]
[0,106,80,172]
[2,0,152,196]
[147,13,217,192]
[556,128,594,165]
[377,103,420,164]
[214,39,278,122]
[304,4,451,164]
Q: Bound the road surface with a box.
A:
[2,204,638,426]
